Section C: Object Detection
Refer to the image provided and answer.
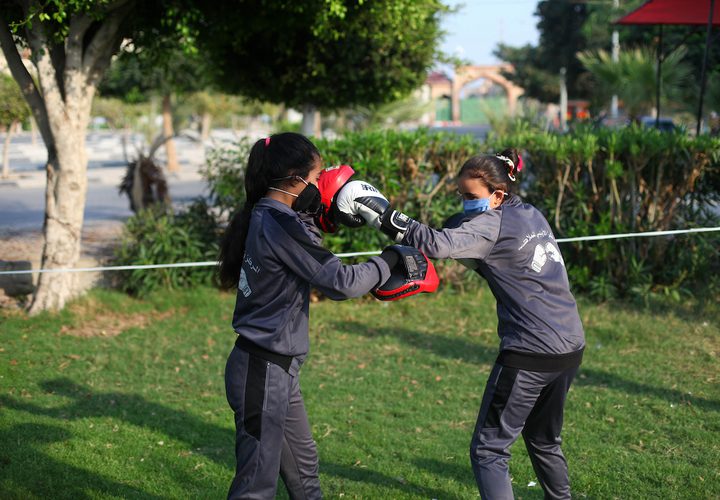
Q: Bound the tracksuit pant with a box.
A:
[225,346,322,499]
[470,362,579,500]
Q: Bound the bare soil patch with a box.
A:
[60,297,183,337]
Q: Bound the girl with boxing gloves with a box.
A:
[218,132,425,499]
[334,148,585,500]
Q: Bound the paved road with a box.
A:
[0,124,493,233]
[1,129,244,173]
[0,179,208,231]
[428,124,491,139]
[0,128,251,232]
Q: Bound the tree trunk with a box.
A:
[1,121,14,179]
[301,104,321,137]
[29,134,89,314]
[131,157,144,211]
[30,116,37,145]
[314,109,321,137]
[162,93,179,172]
[276,104,288,123]
[200,112,212,141]
[0,3,133,313]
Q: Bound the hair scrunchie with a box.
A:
[495,154,517,182]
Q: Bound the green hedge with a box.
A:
[117,127,719,303]
[315,129,482,253]
[485,125,720,302]
[316,127,719,302]
[200,130,485,289]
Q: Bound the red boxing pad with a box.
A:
[372,245,439,301]
[316,164,355,232]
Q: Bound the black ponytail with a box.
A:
[218,140,268,289]
[217,132,320,289]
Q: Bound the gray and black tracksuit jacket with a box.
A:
[402,194,585,370]
[231,197,391,374]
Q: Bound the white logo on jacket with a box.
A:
[244,254,261,274]
[238,269,252,297]
[531,242,565,272]
[518,229,550,251]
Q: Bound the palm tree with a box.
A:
[579,46,693,121]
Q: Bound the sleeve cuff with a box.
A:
[369,256,392,287]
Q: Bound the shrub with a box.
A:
[112,200,220,296]
[199,127,719,302]
[201,129,485,289]
[201,140,253,218]
[486,125,720,300]
[314,128,481,252]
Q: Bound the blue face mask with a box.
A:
[463,197,491,215]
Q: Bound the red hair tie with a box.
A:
[517,155,523,172]
[265,137,271,147]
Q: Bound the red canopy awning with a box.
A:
[616,0,719,26]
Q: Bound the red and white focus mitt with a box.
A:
[316,165,356,233]
[373,245,439,301]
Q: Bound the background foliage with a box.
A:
[0,73,29,127]
[196,0,447,111]
[112,200,220,296]
[495,0,720,122]
[116,127,720,303]
[485,125,720,303]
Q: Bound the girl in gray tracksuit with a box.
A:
[217,133,395,499]
[338,147,585,500]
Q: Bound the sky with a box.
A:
[440,0,540,65]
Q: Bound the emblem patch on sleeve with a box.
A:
[239,268,252,297]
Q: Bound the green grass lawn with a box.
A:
[1,286,718,499]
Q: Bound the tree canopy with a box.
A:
[99,42,209,102]
[198,0,448,111]
[494,1,594,102]
[579,46,693,120]
[495,0,720,110]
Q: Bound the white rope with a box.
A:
[0,261,218,275]
[0,226,718,276]
[555,226,720,243]
[336,250,382,257]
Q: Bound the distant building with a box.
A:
[424,65,524,125]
